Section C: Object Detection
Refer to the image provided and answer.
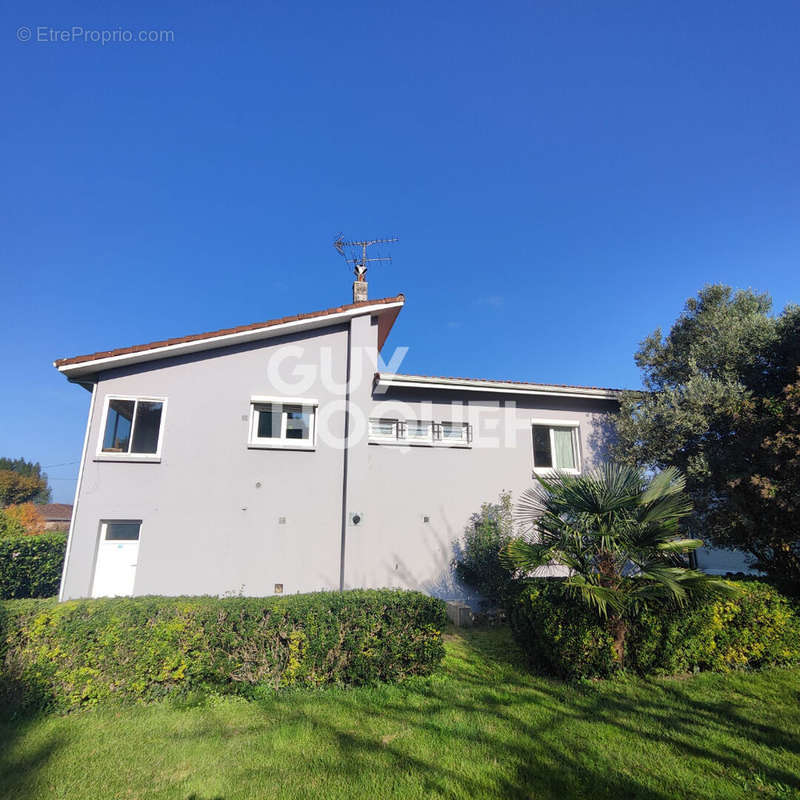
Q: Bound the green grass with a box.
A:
[1,626,799,800]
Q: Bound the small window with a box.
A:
[104,521,141,541]
[249,399,316,448]
[369,418,472,447]
[438,422,470,444]
[100,397,165,457]
[369,418,398,440]
[532,424,579,472]
[405,421,433,442]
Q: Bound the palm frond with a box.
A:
[564,576,624,618]
[501,539,550,571]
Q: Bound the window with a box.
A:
[369,418,398,440]
[406,420,433,442]
[99,396,165,458]
[249,397,317,449]
[104,521,141,541]
[368,418,472,447]
[532,422,580,472]
[438,422,471,444]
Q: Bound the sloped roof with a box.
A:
[54,295,405,378]
[37,503,73,521]
[374,372,622,400]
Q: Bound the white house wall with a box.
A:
[61,312,622,602]
[61,325,350,599]
[348,387,617,603]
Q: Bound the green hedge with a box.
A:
[508,581,618,679]
[0,533,67,599]
[508,580,800,680]
[0,590,447,712]
[629,581,800,675]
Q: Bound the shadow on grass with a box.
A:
[1,623,798,799]
[256,627,800,799]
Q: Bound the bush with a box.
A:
[629,581,800,675]
[1,503,46,535]
[508,581,618,679]
[0,589,447,712]
[452,491,519,608]
[0,532,67,599]
[0,509,26,538]
[508,579,800,679]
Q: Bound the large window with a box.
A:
[99,397,165,458]
[531,421,580,472]
[249,397,317,449]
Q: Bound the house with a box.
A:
[38,503,73,531]
[53,279,742,601]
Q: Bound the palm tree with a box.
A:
[504,463,734,664]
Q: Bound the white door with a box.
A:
[92,521,141,597]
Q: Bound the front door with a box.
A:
[92,521,141,597]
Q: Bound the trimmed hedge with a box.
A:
[508,580,800,680]
[0,589,446,712]
[508,581,618,679]
[630,581,800,675]
[0,533,67,599]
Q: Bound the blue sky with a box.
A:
[1,1,799,502]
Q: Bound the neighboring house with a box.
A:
[38,503,73,531]
[53,281,745,601]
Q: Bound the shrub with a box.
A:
[0,589,447,712]
[508,581,618,679]
[629,581,800,675]
[0,532,67,599]
[508,579,800,679]
[2,503,46,535]
[0,509,26,538]
[452,491,520,608]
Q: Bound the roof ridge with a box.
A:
[379,372,623,394]
[55,294,405,368]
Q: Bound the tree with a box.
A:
[504,464,731,664]
[452,491,520,608]
[718,370,800,588]
[0,508,26,538]
[1,503,46,535]
[614,285,800,590]
[0,458,51,506]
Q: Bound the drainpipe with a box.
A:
[58,379,97,601]
[338,325,353,591]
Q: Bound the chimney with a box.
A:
[353,278,368,303]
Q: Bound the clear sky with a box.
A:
[1,1,799,502]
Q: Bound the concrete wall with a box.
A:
[345,386,618,604]
[62,311,623,602]
[62,325,350,599]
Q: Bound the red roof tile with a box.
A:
[55,295,405,368]
[38,503,73,520]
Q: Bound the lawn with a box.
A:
[1,626,799,800]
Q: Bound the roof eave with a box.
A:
[56,299,405,379]
[375,373,622,401]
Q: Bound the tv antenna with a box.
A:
[333,235,399,280]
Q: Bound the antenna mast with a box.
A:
[333,234,398,302]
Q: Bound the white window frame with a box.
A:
[368,418,472,448]
[95,394,167,462]
[531,418,581,474]
[248,395,318,450]
[369,418,400,442]
[436,421,472,447]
